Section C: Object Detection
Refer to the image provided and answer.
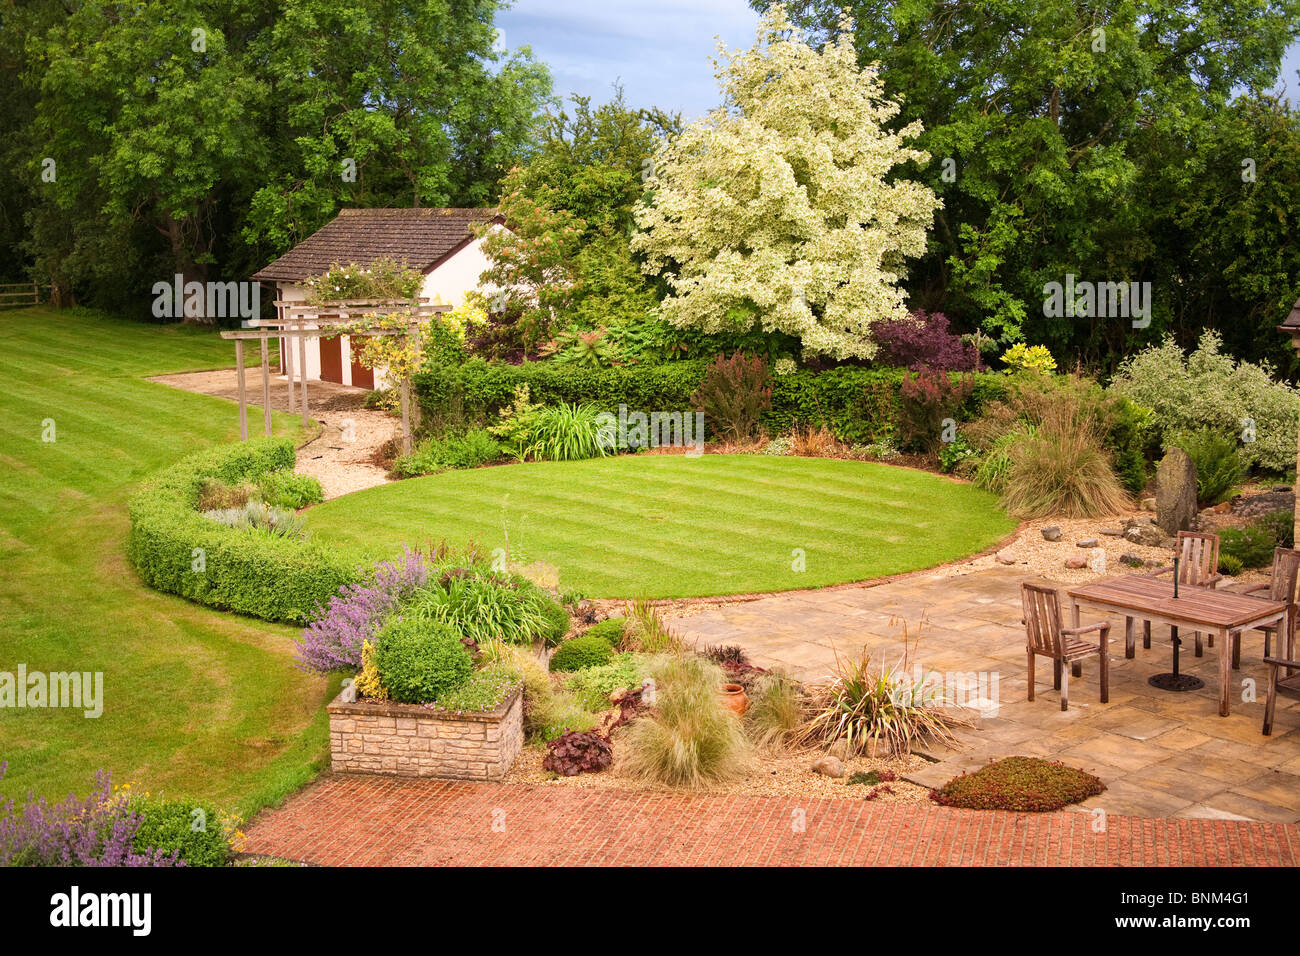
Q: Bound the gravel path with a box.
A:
[150,368,398,500]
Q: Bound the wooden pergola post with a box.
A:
[297,325,310,426]
[235,339,248,441]
[260,337,272,437]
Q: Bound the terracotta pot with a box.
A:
[719,683,749,717]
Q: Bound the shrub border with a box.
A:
[127,437,360,624]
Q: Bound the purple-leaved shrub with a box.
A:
[872,311,979,372]
[0,765,181,867]
[295,547,430,673]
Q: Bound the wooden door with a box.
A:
[319,335,343,384]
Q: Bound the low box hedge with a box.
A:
[414,359,1007,445]
[127,438,360,624]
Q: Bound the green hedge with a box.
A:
[414,359,1007,445]
[127,438,359,624]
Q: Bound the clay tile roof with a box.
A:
[1280,296,1300,333]
[252,207,502,282]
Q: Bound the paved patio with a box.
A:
[670,565,1300,823]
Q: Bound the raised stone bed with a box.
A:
[327,685,524,781]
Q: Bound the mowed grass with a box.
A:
[0,307,335,814]
[308,454,1016,598]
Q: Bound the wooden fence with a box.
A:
[0,283,45,309]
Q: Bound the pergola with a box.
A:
[218,298,449,455]
[1277,294,1300,542]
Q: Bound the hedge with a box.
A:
[414,359,1007,445]
[127,438,360,624]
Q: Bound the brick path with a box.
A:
[244,773,1300,866]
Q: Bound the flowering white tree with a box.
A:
[632,4,940,360]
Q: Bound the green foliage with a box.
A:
[433,664,522,713]
[582,618,627,648]
[127,438,359,624]
[202,501,308,539]
[407,571,564,646]
[1000,343,1057,375]
[539,599,572,647]
[1000,407,1130,518]
[620,655,753,787]
[491,645,597,741]
[898,370,974,452]
[304,259,423,304]
[938,435,978,474]
[1168,429,1244,506]
[1220,512,1294,571]
[393,429,502,478]
[372,617,474,704]
[542,328,623,368]
[525,403,611,461]
[1111,332,1298,473]
[930,757,1105,812]
[255,470,324,510]
[565,653,644,711]
[487,385,545,460]
[549,633,616,673]
[691,352,773,442]
[130,797,233,867]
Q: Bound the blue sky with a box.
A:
[497,0,1300,118]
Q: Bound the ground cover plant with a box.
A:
[0,308,331,814]
[929,757,1105,812]
[305,455,1014,598]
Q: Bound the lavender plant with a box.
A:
[0,765,180,867]
[295,547,430,673]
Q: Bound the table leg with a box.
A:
[1071,600,1080,629]
[1218,627,1231,717]
[1125,616,1134,659]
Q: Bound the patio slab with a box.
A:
[671,565,1300,821]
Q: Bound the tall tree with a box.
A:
[633,6,940,360]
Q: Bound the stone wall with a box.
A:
[327,685,524,781]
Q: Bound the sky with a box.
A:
[497,0,1300,119]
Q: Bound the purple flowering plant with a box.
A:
[295,546,431,673]
[0,764,181,867]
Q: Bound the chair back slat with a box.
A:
[1176,531,1219,586]
[1267,547,1300,603]
[1021,583,1063,656]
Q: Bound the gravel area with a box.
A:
[150,367,399,500]
[504,737,932,805]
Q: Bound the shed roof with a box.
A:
[1279,296,1300,333]
[252,207,502,282]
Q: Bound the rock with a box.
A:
[1144,559,1163,568]
[1065,556,1088,569]
[1076,538,1099,548]
[1041,526,1062,542]
[1099,528,1123,536]
[1122,515,1167,547]
[811,755,846,778]
[1140,497,1157,511]
[1119,553,1145,567]
[1207,501,1232,514]
[1273,485,1292,493]
[995,549,1017,565]
[1155,447,1198,535]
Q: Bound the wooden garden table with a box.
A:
[1065,575,1287,717]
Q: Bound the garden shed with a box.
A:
[252,207,506,387]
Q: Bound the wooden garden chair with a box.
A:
[1139,531,1222,658]
[1262,653,1300,735]
[1022,582,1110,712]
[1238,547,1300,665]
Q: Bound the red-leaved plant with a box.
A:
[691,351,773,442]
[542,730,613,776]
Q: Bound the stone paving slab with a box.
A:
[672,566,1300,822]
[243,773,1300,866]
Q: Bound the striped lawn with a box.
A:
[0,307,335,812]
[308,454,1016,598]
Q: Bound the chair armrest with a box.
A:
[1263,657,1300,669]
[1241,583,1270,594]
[1205,573,1224,588]
[1062,622,1110,637]
[1145,566,1172,578]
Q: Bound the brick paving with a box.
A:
[670,566,1300,822]
[244,772,1300,866]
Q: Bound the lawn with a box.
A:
[307,454,1016,598]
[0,307,335,813]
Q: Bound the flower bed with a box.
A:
[327,684,524,781]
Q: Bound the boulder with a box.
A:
[811,756,846,778]
[1041,526,1062,542]
[995,549,1017,565]
[1123,516,1166,547]
[1065,556,1088,569]
[1140,497,1157,511]
[1076,538,1099,549]
[1155,447,1198,535]
[1119,553,1145,568]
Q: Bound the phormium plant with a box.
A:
[691,351,773,442]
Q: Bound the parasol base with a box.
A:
[1148,673,1204,692]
